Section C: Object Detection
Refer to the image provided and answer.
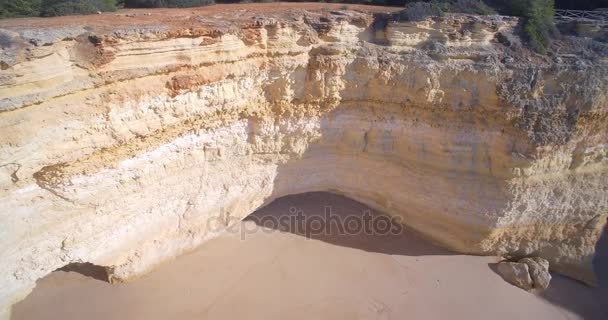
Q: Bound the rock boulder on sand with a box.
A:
[520,257,552,291]
[497,262,534,291]
[497,257,552,292]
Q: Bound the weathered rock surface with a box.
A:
[497,262,534,291]
[0,3,607,318]
[498,257,552,292]
[520,257,552,291]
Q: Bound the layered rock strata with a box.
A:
[0,3,607,317]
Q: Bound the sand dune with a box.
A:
[11,193,608,320]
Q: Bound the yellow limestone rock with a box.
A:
[0,4,606,318]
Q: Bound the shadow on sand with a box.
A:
[57,262,109,282]
[245,191,453,257]
[481,219,608,320]
[593,218,608,288]
[249,192,607,319]
[539,217,608,319]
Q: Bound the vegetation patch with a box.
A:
[393,1,495,22]
[508,0,557,53]
[1,0,117,17]
[124,0,215,8]
[0,0,42,18]
[393,0,556,53]
[397,1,445,21]
[40,0,117,17]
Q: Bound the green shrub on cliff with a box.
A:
[396,1,495,22]
[397,0,555,53]
[447,0,495,15]
[40,0,117,16]
[1,0,216,18]
[509,0,557,53]
[397,1,445,21]
[124,0,214,7]
[1,0,117,18]
[0,0,42,18]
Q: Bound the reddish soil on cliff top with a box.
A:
[0,3,401,30]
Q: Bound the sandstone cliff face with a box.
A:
[0,4,607,317]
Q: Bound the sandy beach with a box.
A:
[11,192,608,320]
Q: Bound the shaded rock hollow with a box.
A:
[0,3,607,318]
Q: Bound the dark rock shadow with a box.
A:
[539,273,608,320]
[487,261,503,276]
[245,191,454,257]
[56,262,109,282]
[487,220,608,320]
[488,263,608,319]
[593,217,608,288]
